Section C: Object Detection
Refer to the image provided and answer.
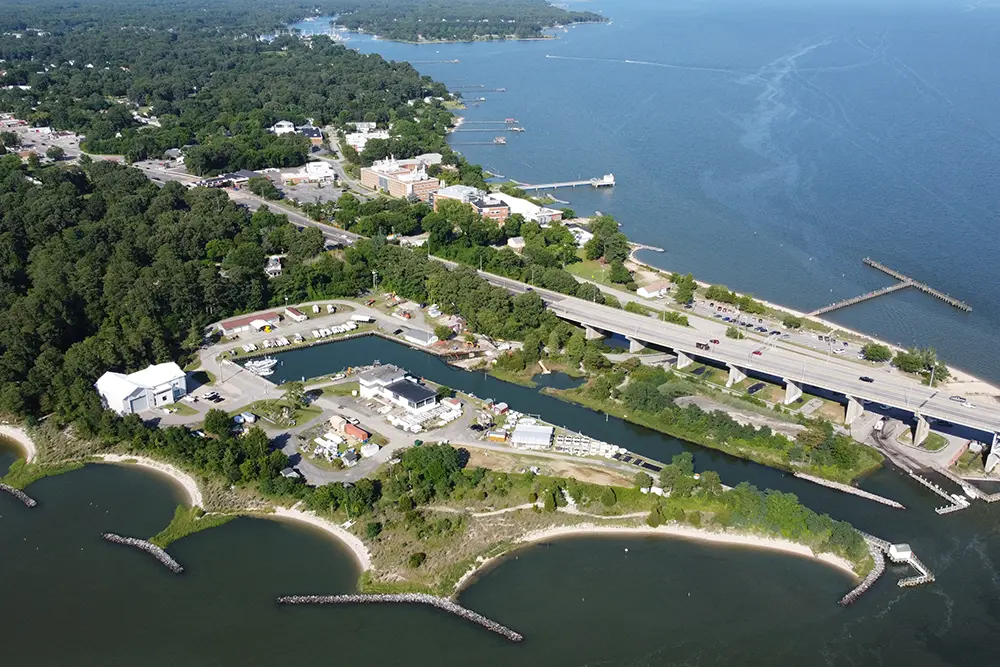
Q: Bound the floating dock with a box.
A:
[809,258,971,316]
[840,533,934,605]
[517,173,615,191]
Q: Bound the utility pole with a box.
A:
[372,269,378,292]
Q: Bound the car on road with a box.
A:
[723,317,731,322]
[393,328,403,335]
[949,396,967,403]
[962,402,977,409]
[859,376,875,383]
[752,350,762,356]
[709,339,720,344]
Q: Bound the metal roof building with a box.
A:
[510,423,554,450]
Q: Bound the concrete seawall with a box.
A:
[277,593,523,642]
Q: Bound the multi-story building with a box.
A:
[360,157,440,201]
[432,185,510,223]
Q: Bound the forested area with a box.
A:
[565,359,883,483]
[0,0,451,172]
[335,0,607,42]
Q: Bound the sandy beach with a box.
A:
[0,424,37,463]
[94,454,203,508]
[454,521,857,595]
[271,505,372,571]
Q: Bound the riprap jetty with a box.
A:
[102,533,184,574]
[0,482,37,507]
[277,593,523,642]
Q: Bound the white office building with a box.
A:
[95,362,187,415]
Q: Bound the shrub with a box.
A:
[407,552,427,568]
[600,486,617,507]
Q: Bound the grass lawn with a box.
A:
[320,381,359,397]
[920,432,948,452]
[166,403,199,417]
[150,505,235,548]
[1,459,84,490]
[565,257,608,283]
[238,400,323,428]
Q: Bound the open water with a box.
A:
[294,0,1000,382]
[6,336,1000,665]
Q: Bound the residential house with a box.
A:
[270,120,296,135]
[566,225,594,247]
[637,281,671,299]
[402,328,438,348]
[507,236,526,253]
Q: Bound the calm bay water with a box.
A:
[5,338,999,665]
[298,0,1000,382]
[4,2,1000,663]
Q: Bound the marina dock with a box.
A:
[517,173,616,191]
[809,258,971,316]
[840,532,934,605]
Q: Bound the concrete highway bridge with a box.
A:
[476,273,1000,448]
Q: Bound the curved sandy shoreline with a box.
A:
[0,424,37,463]
[270,505,372,571]
[94,454,203,508]
[453,522,858,595]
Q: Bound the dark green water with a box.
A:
[4,337,1000,665]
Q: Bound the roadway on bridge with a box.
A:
[477,273,1000,436]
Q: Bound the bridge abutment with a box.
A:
[726,365,746,388]
[845,396,865,425]
[627,337,645,353]
[675,351,693,370]
[986,434,1000,473]
[584,325,605,341]
[912,414,930,447]
[783,379,803,405]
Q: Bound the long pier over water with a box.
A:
[809,258,971,316]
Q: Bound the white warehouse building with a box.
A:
[510,423,554,450]
[95,362,187,415]
[358,364,438,414]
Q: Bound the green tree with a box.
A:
[45,145,65,161]
[433,324,454,341]
[282,381,306,409]
[608,260,631,284]
[543,489,557,512]
[204,408,232,437]
[725,326,740,339]
[600,486,617,507]
[247,176,283,200]
[862,343,893,362]
[634,471,653,490]
[365,521,383,539]
[0,131,18,148]
[781,315,803,329]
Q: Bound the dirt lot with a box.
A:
[463,445,633,486]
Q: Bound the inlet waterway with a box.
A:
[5,338,996,665]
[294,0,1000,383]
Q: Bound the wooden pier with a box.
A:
[863,258,971,311]
[808,258,971,316]
[517,173,615,191]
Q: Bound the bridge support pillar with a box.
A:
[913,414,930,447]
[783,379,802,405]
[845,396,865,426]
[675,351,693,370]
[584,325,604,341]
[627,337,645,353]
[986,434,1000,474]
[726,365,746,388]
